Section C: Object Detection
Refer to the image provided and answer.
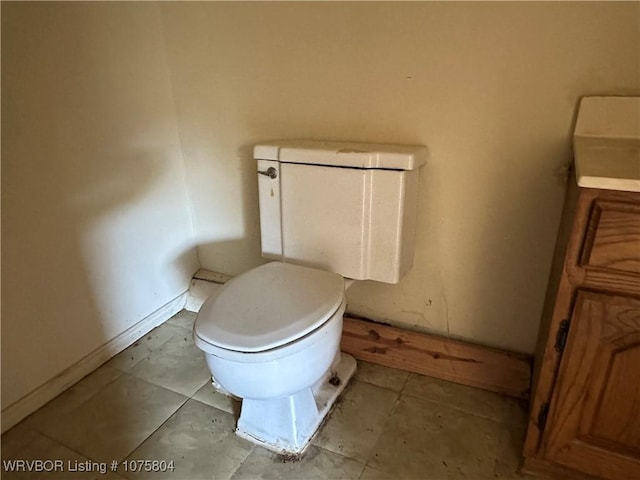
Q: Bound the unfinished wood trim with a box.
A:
[191,271,532,398]
[341,315,531,399]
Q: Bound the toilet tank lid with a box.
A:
[194,262,345,353]
[254,140,428,170]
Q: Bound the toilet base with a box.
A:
[235,353,357,456]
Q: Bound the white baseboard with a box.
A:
[1,292,188,434]
[185,278,223,312]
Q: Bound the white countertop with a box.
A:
[573,96,640,193]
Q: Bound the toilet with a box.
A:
[193,140,427,455]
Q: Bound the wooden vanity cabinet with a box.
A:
[523,179,640,480]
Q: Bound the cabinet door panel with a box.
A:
[581,200,640,274]
[543,291,640,480]
[580,201,640,295]
[586,338,640,455]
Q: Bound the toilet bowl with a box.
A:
[194,139,426,455]
[193,261,357,454]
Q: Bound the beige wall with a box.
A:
[2,2,639,417]
[1,3,198,411]
[160,2,640,353]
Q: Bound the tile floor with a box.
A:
[2,310,535,480]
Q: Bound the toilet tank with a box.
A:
[254,140,427,284]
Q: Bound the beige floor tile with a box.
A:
[312,380,398,463]
[494,409,528,479]
[1,423,41,460]
[1,430,124,479]
[1,308,538,480]
[107,323,189,372]
[230,445,364,480]
[358,465,401,480]
[354,361,410,392]
[124,399,254,480]
[403,373,524,424]
[191,380,241,417]
[26,365,122,432]
[368,395,501,480]
[29,373,187,463]
[128,328,210,397]
[166,310,197,330]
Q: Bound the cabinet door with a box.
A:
[543,290,640,479]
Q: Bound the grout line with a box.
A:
[399,371,412,393]
[226,442,257,480]
[351,376,405,396]
[32,430,109,469]
[360,393,403,472]
[118,392,190,463]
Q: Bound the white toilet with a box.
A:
[193,140,427,455]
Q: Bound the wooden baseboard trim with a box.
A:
[190,272,531,398]
[341,315,531,399]
[1,292,188,433]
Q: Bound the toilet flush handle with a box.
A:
[258,167,278,179]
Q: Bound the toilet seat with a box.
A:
[194,262,344,353]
